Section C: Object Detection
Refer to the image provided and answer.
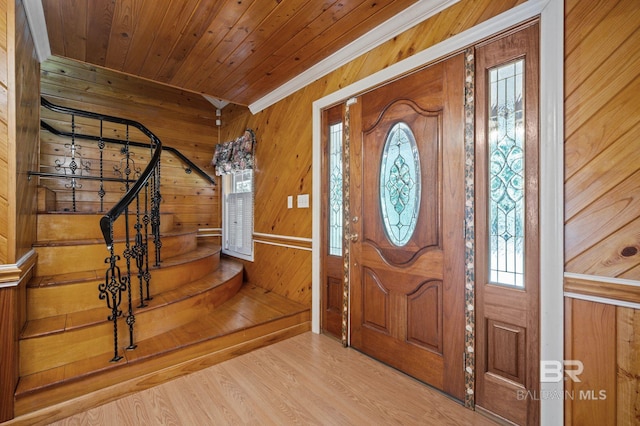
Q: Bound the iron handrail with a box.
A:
[40,97,162,249]
[40,120,216,186]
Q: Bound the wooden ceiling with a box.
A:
[42,0,420,107]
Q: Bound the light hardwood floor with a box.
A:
[47,332,495,425]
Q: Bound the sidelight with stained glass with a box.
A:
[488,60,525,287]
[328,122,343,256]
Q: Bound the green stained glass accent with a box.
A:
[380,122,421,247]
[328,122,343,256]
[488,60,525,288]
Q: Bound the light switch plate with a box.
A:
[287,195,293,209]
[297,194,309,208]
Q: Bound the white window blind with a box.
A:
[223,169,254,260]
[226,192,253,256]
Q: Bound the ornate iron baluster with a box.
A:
[98,232,126,362]
[143,181,152,301]
[134,191,148,308]
[123,205,136,350]
[98,120,105,212]
[151,165,162,266]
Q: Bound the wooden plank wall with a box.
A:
[0,0,9,266]
[218,0,526,307]
[564,0,640,424]
[39,56,221,234]
[0,0,39,420]
[13,0,39,261]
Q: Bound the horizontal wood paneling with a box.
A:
[39,56,221,232]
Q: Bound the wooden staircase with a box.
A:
[13,209,310,420]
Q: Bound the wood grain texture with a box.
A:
[12,285,310,422]
[0,0,8,267]
[617,307,640,425]
[565,296,640,426]
[39,55,221,232]
[40,0,423,106]
[215,0,524,306]
[564,0,640,279]
[564,298,617,426]
[13,0,40,262]
[44,332,495,426]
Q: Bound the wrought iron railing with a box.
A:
[32,97,214,362]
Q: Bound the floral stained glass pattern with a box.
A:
[488,60,525,287]
[328,122,344,256]
[380,122,421,247]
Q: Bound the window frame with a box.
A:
[222,169,254,261]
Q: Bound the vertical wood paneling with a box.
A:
[1,0,38,419]
[13,0,39,261]
[565,296,640,425]
[0,0,7,266]
[617,307,640,424]
[564,298,617,426]
[40,56,221,232]
[0,286,19,421]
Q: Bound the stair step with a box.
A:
[19,259,243,376]
[14,285,311,416]
[37,211,175,242]
[33,228,198,276]
[27,243,221,320]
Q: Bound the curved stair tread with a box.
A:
[30,243,221,288]
[15,285,311,407]
[21,257,240,340]
[32,227,197,248]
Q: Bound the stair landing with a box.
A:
[14,284,311,421]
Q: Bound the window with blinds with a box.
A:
[223,169,254,260]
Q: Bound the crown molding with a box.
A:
[202,94,230,110]
[23,0,51,62]
[248,0,460,114]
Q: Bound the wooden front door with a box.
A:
[349,53,466,400]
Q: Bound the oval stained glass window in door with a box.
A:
[380,122,421,246]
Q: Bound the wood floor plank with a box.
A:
[47,332,496,425]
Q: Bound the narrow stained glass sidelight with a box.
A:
[488,60,525,288]
[380,122,421,247]
[328,122,343,256]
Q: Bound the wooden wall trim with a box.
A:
[197,228,222,238]
[0,249,36,287]
[564,273,640,308]
[253,232,312,251]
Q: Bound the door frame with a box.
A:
[311,0,564,423]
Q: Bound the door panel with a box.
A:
[321,104,345,339]
[350,53,466,400]
[475,22,540,425]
